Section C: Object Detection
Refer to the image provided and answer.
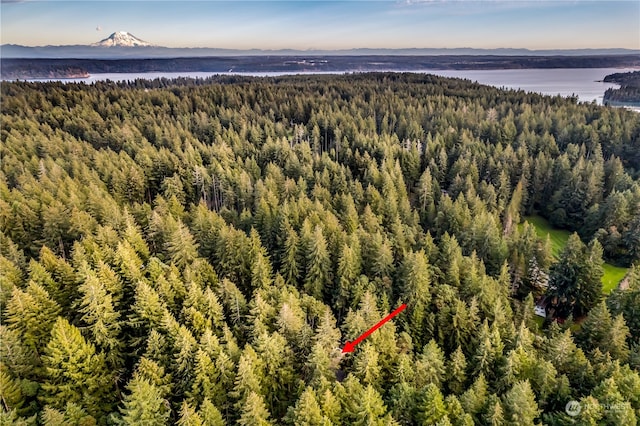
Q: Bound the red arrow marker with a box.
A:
[342,304,407,353]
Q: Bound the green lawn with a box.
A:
[522,215,628,294]
[602,263,628,294]
[522,215,571,258]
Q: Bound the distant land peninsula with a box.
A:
[2,54,640,80]
[603,71,640,107]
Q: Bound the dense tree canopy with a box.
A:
[1,73,639,424]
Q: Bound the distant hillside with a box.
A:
[3,54,640,80]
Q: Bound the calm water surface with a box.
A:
[17,67,640,106]
[426,68,638,105]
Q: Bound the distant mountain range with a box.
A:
[2,32,639,59]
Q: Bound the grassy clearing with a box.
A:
[602,263,628,294]
[522,215,628,294]
[522,215,571,258]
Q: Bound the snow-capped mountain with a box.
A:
[92,31,153,47]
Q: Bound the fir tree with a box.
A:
[303,225,331,300]
[238,392,272,426]
[288,387,331,426]
[78,270,123,368]
[547,234,603,318]
[40,318,114,418]
[447,346,468,395]
[178,402,205,426]
[419,383,447,425]
[5,282,61,352]
[502,380,539,426]
[119,377,170,425]
[199,398,225,426]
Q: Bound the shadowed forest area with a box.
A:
[1,73,639,425]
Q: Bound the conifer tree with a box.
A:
[581,239,605,316]
[575,395,604,425]
[78,270,123,368]
[578,302,630,361]
[547,234,603,318]
[0,255,22,307]
[304,225,331,300]
[119,377,170,425]
[339,193,359,234]
[0,326,39,391]
[40,318,114,418]
[280,224,301,287]
[288,387,331,426]
[0,367,27,416]
[367,232,394,279]
[415,339,446,389]
[134,357,173,398]
[314,381,341,425]
[444,394,473,426]
[336,241,361,312]
[345,382,390,426]
[178,402,205,426]
[5,282,61,352]
[419,383,448,425]
[37,247,77,310]
[182,283,225,336]
[502,380,539,426]
[447,346,468,395]
[41,402,96,426]
[254,331,296,417]
[460,374,488,419]
[592,377,637,425]
[238,392,272,426]
[483,395,505,426]
[130,281,168,331]
[388,382,418,425]
[188,349,225,409]
[249,229,273,290]
[198,398,225,426]
[353,343,382,389]
[232,346,264,411]
[400,250,431,347]
[306,309,341,385]
[417,168,437,223]
[165,219,199,269]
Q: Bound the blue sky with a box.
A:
[1,1,638,50]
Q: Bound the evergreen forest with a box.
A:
[1,73,640,425]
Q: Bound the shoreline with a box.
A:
[5,68,640,109]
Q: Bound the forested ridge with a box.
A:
[603,71,640,107]
[1,73,639,425]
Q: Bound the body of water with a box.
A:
[425,68,638,105]
[15,67,640,106]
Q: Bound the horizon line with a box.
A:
[3,44,639,52]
